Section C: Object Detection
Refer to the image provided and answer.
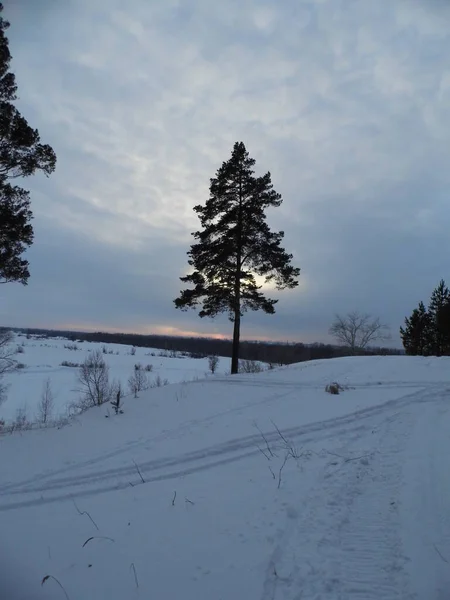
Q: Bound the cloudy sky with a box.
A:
[2,0,450,345]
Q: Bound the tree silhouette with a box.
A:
[175,141,300,374]
[0,3,56,284]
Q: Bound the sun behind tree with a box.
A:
[174,141,300,374]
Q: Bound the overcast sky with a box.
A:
[1,0,450,345]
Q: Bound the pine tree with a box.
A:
[400,301,432,355]
[428,279,450,356]
[0,4,56,284]
[174,141,300,374]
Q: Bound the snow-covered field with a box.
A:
[0,334,232,424]
[1,352,450,599]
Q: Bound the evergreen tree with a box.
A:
[400,301,432,355]
[174,141,300,374]
[0,4,56,284]
[428,279,450,356]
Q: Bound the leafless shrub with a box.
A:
[78,350,111,407]
[15,362,26,369]
[329,311,391,353]
[271,419,303,460]
[152,374,169,388]
[64,343,79,351]
[37,377,54,424]
[130,346,136,356]
[128,368,149,398]
[0,380,7,408]
[61,360,80,367]
[110,379,124,414]
[16,344,24,354]
[144,363,153,372]
[239,359,263,374]
[255,420,309,488]
[208,355,219,374]
[14,406,29,430]
[0,330,17,376]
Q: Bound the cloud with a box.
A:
[2,0,450,345]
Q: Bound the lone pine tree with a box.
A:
[0,3,56,284]
[174,141,300,374]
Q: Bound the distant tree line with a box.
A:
[400,279,450,356]
[5,327,402,365]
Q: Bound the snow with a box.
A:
[0,334,232,424]
[1,347,450,599]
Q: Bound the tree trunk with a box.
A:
[231,308,240,374]
[230,171,244,375]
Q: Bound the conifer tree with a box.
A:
[0,4,56,284]
[428,279,450,356]
[400,301,432,355]
[174,141,300,374]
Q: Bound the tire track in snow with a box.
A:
[0,386,441,512]
[261,398,422,599]
[1,385,431,498]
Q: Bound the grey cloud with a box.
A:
[2,0,450,345]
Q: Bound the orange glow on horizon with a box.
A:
[54,322,285,342]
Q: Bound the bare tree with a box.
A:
[0,379,7,408]
[37,377,54,424]
[208,355,219,374]
[78,349,111,407]
[329,311,390,353]
[0,330,16,376]
[128,367,149,398]
[0,330,16,407]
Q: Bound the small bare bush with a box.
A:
[64,343,79,351]
[16,344,25,354]
[110,380,124,414]
[14,406,29,430]
[128,368,149,398]
[130,346,136,356]
[61,360,80,367]
[208,355,219,374]
[144,363,153,372]
[78,350,111,407]
[38,378,54,424]
[239,359,263,374]
[151,375,169,388]
[0,380,8,408]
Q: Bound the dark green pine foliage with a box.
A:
[174,141,300,374]
[399,301,432,356]
[428,279,450,356]
[0,3,56,284]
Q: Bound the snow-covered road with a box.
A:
[1,356,450,599]
[261,386,450,599]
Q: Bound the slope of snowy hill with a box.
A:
[1,355,450,599]
[0,334,233,424]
